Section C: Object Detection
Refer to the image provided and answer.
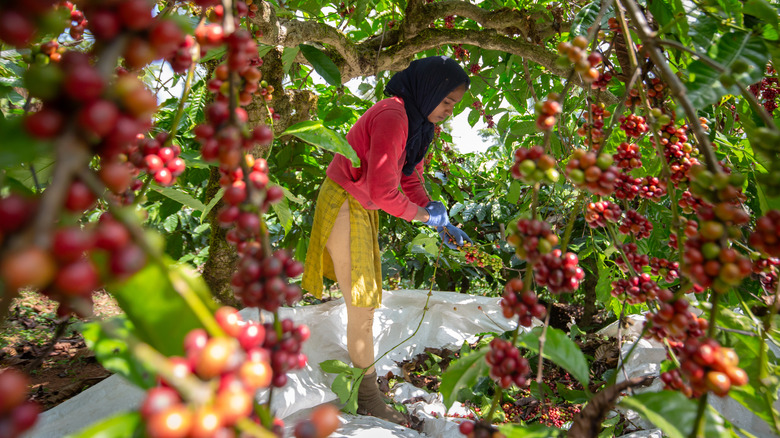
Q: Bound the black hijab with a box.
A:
[384,56,470,176]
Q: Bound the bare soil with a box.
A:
[0,291,122,411]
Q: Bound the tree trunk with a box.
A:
[580,255,598,327]
[201,167,241,307]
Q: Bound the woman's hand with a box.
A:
[422,201,449,227]
[438,224,472,249]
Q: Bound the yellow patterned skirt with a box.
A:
[301,178,383,308]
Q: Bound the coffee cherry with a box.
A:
[194,337,238,379]
[145,404,192,438]
[506,219,558,262]
[1,246,57,292]
[533,249,585,294]
[585,201,621,228]
[308,404,340,438]
[486,338,530,388]
[64,179,97,212]
[750,210,780,258]
[510,145,559,184]
[619,210,653,240]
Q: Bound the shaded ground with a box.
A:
[0,291,122,411]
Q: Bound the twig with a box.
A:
[29,165,41,193]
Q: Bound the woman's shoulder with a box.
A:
[366,97,406,121]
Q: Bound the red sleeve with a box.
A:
[365,109,420,221]
[400,160,431,208]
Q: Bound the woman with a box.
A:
[301,56,471,424]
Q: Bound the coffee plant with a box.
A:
[0,0,779,437]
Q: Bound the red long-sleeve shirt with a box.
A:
[326,97,431,221]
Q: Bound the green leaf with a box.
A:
[299,44,341,86]
[571,1,613,36]
[320,359,354,374]
[686,32,769,109]
[620,391,730,438]
[151,186,206,212]
[0,118,51,169]
[281,46,300,74]
[80,317,156,390]
[498,423,565,437]
[595,254,613,303]
[331,373,363,414]
[507,180,522,204]
[162,214,179,233]
[67,411,143,438]
[516,327,590,386]
[745,0,779,32]
[105,258,216,357]
[440,349,488,409]
[649,0,689,40]
[271,196,293,234]
[283,120,360,167]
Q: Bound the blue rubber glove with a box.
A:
[423,201,449,227]
[438,224,472,249]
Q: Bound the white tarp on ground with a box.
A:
[27,290,523,438]
[29,289,765,438]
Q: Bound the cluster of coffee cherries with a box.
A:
[638,176,666,200]
[0,369,39,438]
[0,194,146,316]
[509,145,560,185]
[646,77,668,102]
[0,0,69,47]
[231,243,303,311]
[499,278,546,327]
[556,36,602,83]
[653,121,699,185]
[682,233,752,294]
[614,243,649,274]
[576,103,609,149]
[747,64,779,113]
[462,243,503,271]
[565,149,620,197]
[618,209,653,239]
[644,296,707,344]
[619,114,649,138]
[140,307,318,437]
[75,0,191,71]
[534,93,561,130]
[451,44,470,61]
[678,189,708,215]
[625,87,642,107]
[669,219,698,250]
[23,52,157,149]
[613,142,642,170]
[688,166,749,226]
[206,44,270,106]
[506,219,559,261]
[650,257,679,283]
[26,38,64,64]
[534,249,586,295]
[611,273,665,305]
[614,172,641,201]
[661,338,748,398]
[131,135,186,186]
[749,210,780,258]
[591,68,613,92]
[486,338,531,389]
[584,200,621,228]
[458,420,505,438]
[470,100,495,128]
